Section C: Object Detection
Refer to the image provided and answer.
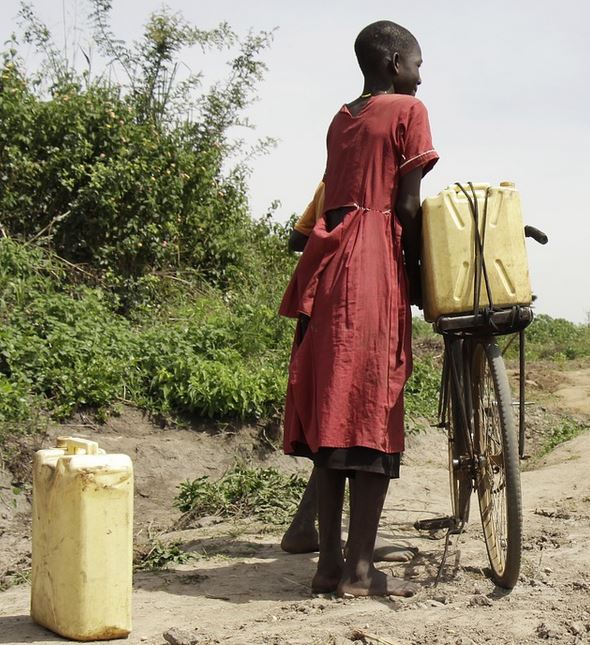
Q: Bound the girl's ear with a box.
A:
[391,51,401,76]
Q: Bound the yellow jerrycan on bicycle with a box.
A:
[421,181,532,322]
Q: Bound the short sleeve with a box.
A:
[399,100,439,177]
[294,182,325,235]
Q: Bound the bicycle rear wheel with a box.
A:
[447,338,472,526]
[471,338,522,588]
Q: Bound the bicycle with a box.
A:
[415,182,548,590]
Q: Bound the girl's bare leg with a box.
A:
[280,468,319,553]
[348,478,418,563]
[338,471,418,597]
[311,467,346,593]
[281,468,418,562]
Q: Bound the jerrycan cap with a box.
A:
[55,436,101,455]
[500,181,516,188]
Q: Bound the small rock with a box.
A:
[427,599,446,608]
[536,621,560,639]
[543,566,553,574]
[387,596,403,609]
[163,627,200,645]
[433,594,451,605]
[455,637,476,645]
[472,584,483,595]
[468,595,492,607]
[568,622,585,637]
[529,578,541,587]
[200,515,223,527]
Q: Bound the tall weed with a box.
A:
[175,466,308,525]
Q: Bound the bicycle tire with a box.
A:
[471,338,522,588]
[447,338,472,526]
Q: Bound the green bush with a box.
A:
[0,244,133,418]
[523,314,590,360]
[135,540,195,571]
[412,317,435,338]
[0,4,274,298]
[0,237,295,423]
[130,321,288,419]
[175,466,308,525]
[405,355,440,422]
[541,417,590,455]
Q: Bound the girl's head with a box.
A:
[354,21,422,96]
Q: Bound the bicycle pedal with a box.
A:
[414,516,460,532]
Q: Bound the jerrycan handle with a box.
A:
[56,436,101,455]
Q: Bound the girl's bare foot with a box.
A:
[342,535,418,562]
[311,560,343,594]
[372,542,418,563]
[337,569,418,597]
[280,524,319,554]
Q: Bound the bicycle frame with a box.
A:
[435,305,534,459]
[414,211,548,588]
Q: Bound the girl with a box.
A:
[280,20,438,597]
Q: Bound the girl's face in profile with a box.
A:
[394,45,422,96]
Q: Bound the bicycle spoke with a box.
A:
[472,339,522,588]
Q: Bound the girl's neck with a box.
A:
[361,79,395,97]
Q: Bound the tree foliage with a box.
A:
[0,2,299,428]
[0,2,276,297]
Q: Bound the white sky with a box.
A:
[1,0,589,322]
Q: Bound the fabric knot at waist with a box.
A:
[351,203,392,214]
[325,203,392,231]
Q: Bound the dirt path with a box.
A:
[554,367,590,416]
[1,369,590,645]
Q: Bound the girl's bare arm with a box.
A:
[395,166,423,306]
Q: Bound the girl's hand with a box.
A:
[406,264,423,309]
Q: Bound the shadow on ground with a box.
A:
[0,615,63,644]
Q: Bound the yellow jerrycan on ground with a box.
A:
[420,181,532,322]
[31,436,133,641]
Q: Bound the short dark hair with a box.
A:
[354,21,418,75]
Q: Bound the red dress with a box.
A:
[280,94,438,459]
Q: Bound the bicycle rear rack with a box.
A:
[434,306,533,336]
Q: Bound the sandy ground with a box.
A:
[1,365,589,645]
